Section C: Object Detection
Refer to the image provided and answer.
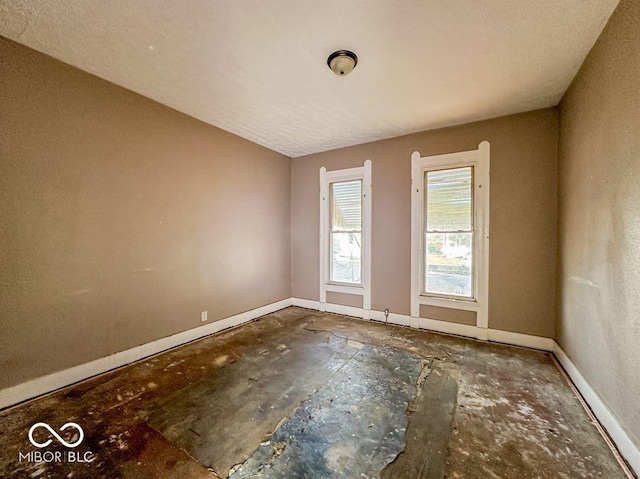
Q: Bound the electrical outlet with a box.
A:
[201,311,208,322]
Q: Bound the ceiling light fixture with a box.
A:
[327,50,358,76]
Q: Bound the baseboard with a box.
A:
[553,342,639,476]
[423,317,479,338]
[11,295,636,475]
[292,297,320,310]
[293,298,366,320]
[292,299,638,474]
[292,298,553,351]
[488,328,555,351]
[324,302,363,319]
[370,309,479,338]
[0,298,293,411]
[370,309,419,328]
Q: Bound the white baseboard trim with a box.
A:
[370,309,419,328]
[292,297,320,310]
[488,328,555,351]
[424,317,478,338]
[293,299,637,473]
[0,298,293,411]
[293,298,371,321]
[292,298,553,351]
[325,302,368,319]
[370,309,478,337]
[12,295,636,475]
[553,342,639,476]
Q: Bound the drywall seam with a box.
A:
[0,298,293,411]
[553,342,639,477]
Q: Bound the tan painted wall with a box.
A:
[419,305,476,326]
[292,109,558,337]
[558,0,640,447]
[326,292,363,308]
[0,37,291,389]
[327,291,363,308]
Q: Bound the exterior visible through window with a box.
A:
[330,180,362,284]
[424,167,474,298]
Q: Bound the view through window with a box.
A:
[330,180,362,284]
[424,167,474,298]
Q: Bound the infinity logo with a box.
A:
[28,422,84,449]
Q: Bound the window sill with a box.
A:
[325,283,364,295]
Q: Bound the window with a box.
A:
[424,167,474,298]
[411,142,490,338]
[330,180,362,284]
[319,161,372,318]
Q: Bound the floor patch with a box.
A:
[148,327,355,477]
[229,344,422,478]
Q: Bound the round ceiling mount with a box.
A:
[327,50,358,76]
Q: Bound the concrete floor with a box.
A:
[0,307,628,478]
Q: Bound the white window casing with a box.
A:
[319,160,372,319]
[410,142,490,339]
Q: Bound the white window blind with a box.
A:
[424,167,474,298]
[330,180,362,284]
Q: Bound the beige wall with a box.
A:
[292,109,558,337]
[419,305,476,326]
[326,292,363,308]
[0,37,291,389]
[558,0,640,448]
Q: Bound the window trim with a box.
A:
[319,160,372,319]
[410,142,490,338]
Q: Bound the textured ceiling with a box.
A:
[0,0,619,157]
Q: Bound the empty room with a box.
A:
[1,1,639,478]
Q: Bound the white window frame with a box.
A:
[410,142,490,338]
[319,160,372,319]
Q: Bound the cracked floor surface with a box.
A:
[0,307,628,478]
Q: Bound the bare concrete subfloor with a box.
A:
[0,307,628,478]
